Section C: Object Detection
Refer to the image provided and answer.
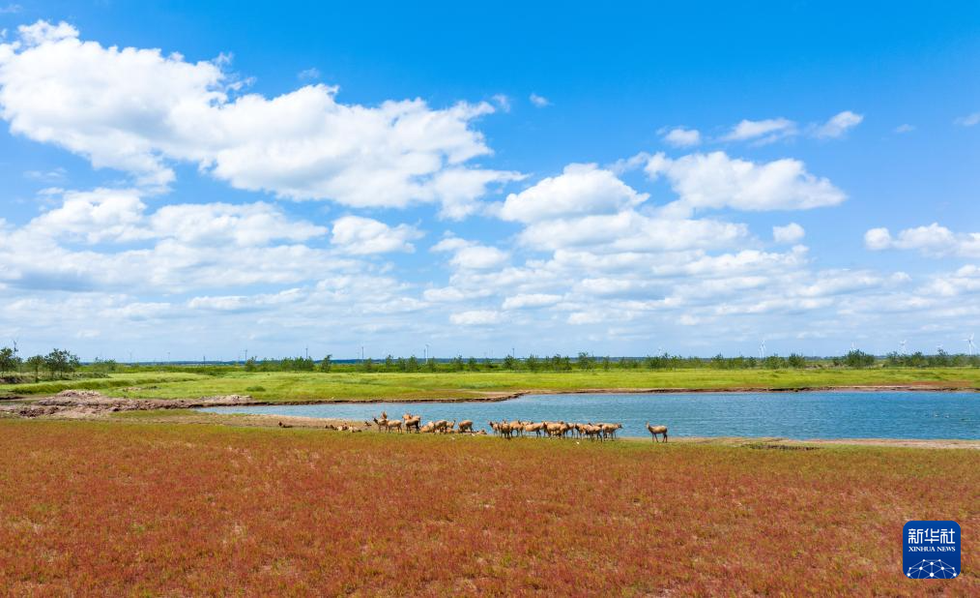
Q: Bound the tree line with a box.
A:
[233,349,980,373]
[0,347,83,382]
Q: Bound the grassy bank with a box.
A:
[3,367,978,402]
[0,420,975,595]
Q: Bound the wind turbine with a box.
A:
[899,339,908,355]
[966,334,976,356]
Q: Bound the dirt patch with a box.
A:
[0,390,257,419]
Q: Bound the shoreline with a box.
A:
[190,383,980,405]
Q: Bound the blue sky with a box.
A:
[1,1,979,360]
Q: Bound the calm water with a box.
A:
[199,391,980,440]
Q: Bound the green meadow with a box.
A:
[3,367,978,402]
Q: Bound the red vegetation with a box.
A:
[0,420,977,595]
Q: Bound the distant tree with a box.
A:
[425,358,437,372]
[576,352,594,370]
[384,355,394,371]
[787,353,806,369]
[25,355,45,383]
[602,356,611,370]
[44,349,80,379]
[244,357,258,372]
[0,346,19,375]
[450,356,465,371]
[525,354,540,373]
[92,357,118,375]
[407,355,419,372]
[466,357,479,371]
[842,350,875,368]
[319,354,332,372]
[502,354,517,370]
[397,357,407,372]
[362,357,374,372]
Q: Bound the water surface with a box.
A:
[200,391,979,440]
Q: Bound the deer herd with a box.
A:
[354,411,669,442]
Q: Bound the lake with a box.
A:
[199,391,980,440]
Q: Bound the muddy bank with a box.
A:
[0,390,259,419]
[274,383,979,405]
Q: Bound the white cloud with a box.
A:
[644,151,845,216]
[812,110,863,139]
[449,309,502,325]
[864,223,980,257]
[0,21,518,217]
[0,4,22,14]
[529,93,550,107]
[149,202,327,246]
[500,163,647,223]
[491,94,511,112]
[954,113,980,127]
[432,236,509,269]
[330,215,422,255]
[721,117,796,143]
[518,210,747,253]
[502,293,562,309]
[773,222,805,244]
[894,123,915,134]
[27,188,149,244]
[661,127,701,147]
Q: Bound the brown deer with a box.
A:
[646,422,668,442]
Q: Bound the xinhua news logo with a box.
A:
[903,521,960,579]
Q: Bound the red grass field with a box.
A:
[0,420,977,596]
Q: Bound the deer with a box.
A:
[646,422,668,442]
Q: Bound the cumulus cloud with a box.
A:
[529,93,550,107]
[0,21,518,217]
[330,215,422,255]
[865,223,980,257]
[432,236,509,269]
[500,163,648,223]
[773,222,805,244]
[894,124,915,134]
[812,110,863,139]
[721,117,797,143]
[518,210,747,253]
[27,188,150,244]
[644,151,845,216]
[449,309,502,325]
[661,127,701,147]
[502,293,562,309]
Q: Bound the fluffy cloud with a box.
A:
[449,309,503,325]
[432,236,509,269]
[502,293,562,309]
[0,21,518,217]
[518,210,747,253]
[661,127,701,147]
[865,223,980,257]
[773,223,805,244]
[721,117,796,143]
[27,188,149,244]
[500,163,648,223]
[330,215,422,255]
[812,110,863,139]
[644,151,845,216]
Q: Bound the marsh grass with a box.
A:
[4,368,976,402]
[0,420,975,595]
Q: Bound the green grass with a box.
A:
[3,367,974,402]
[0,372,205,398]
